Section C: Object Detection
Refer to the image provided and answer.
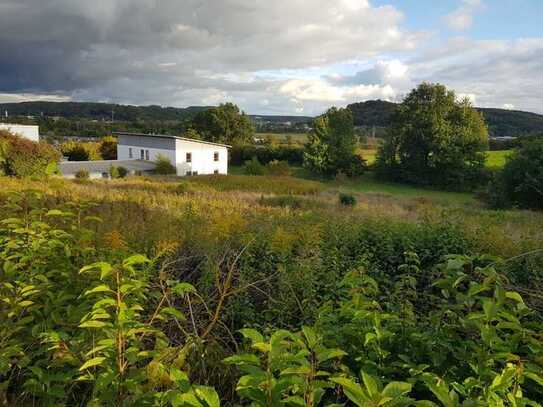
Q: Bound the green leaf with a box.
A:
[161,307,186,321]
[79,320,109,329]
[239,328,264,344]
[84,285,112,296]
[122,254,150,267]
[195,386,220,407]
[79,357,106,371]
[382,381,412,398]
[505,291,524,304]
[172,282,197,296]
[223,354,260,366]
[317,348,347,363]
[331,377,367,406]
[361,370,380,397]
[302,326,319,348]
[46,209,64,217]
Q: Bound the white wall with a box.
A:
[117,144,176,164]
[0,124,39,142]
[175,139,228,176]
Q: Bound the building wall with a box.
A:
[0,124,39,142]
[116,134,228,176]
[175,139,228,176]
[117,134,176,164]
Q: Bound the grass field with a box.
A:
[486,150,512,169]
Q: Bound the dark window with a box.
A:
[145,150,150,161]
[214,169,219,174]
[129,148,133,159]
[101,172,109,179]
[186,171,192,176]
[140,149,144,159]
[186,152,192,163]
[214,151,219,161]
[193,171,198,175]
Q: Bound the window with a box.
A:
[140,149,144,159]
[193,171,198,175]
[186,171,192,176]
[129,148,133,159]
[186,152,192,163]
[214,169,219,174]
[101,172,109,179]
[145,150,150,161]
[214,151,219,162]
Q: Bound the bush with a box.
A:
[117,166,128,178]
[61,141,103,161]
[99,136,118,160]
[0,130,60,177]
[486,138,543,209]
[109,165,120,179]
[154,154,176,175]
[266,160,292,176]
[230,145,304,166]
[339,192,357,206]
[243,156,265,175]
[74,169,90,179]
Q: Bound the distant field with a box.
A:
[486,150,512,169]
[255,132,308,144]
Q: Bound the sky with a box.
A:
[0,0,542,115]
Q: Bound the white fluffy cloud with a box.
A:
[444,0,484,31]
[0,0,542,115]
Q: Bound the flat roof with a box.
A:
[59,159,156,176]
[114,132,231,148]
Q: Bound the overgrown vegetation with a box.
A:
[0,130,60,177]
[0,183,542,405]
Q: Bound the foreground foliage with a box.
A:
[0,131,59,177]
[0,181,542,405]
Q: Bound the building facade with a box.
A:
[116,132,229,176]
[0,123,40,142]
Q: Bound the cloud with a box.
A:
[0,0,422,116]
[409,37,543,114]
[444,0,483,31]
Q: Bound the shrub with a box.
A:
[243,156,265,175]
[75,169,90,179]
[266,160,292,176]
[117,166,128,178]
[0,130,60,177]
[109,165,120,179]
[486,138,543,209]
[61,141,102,161]
[99,136,117,160]
[339,192,357,206]
[230,145,304,166]
[154,154,176,175]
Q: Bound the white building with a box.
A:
[116,132,230,176]
[0,123,40,142]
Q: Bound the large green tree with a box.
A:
[304,107,365,176]
[376,83,488,188]
[189,103,254,144]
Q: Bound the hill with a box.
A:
[0,101,210,122]
[1,100,542,138]
[347,100,543,138]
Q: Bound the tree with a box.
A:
[487,138,543,210]
[304,107,365,177]
[189,103,254,144]
[376,83,488,188]
[99,136,118,160]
